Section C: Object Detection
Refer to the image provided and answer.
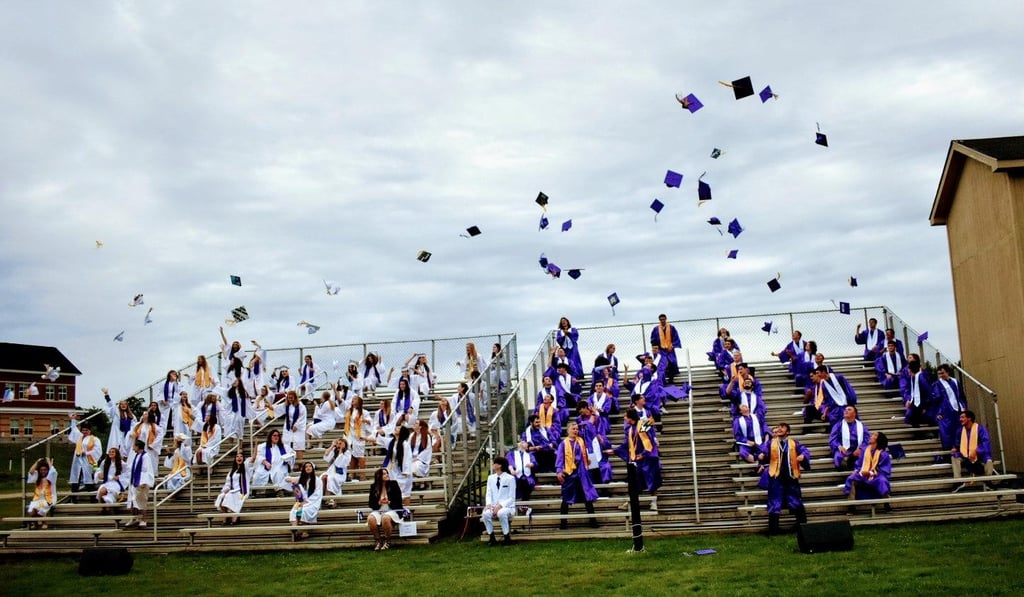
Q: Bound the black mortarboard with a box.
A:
[463,226,482,238]
[720,76,754,100]
[710,148,722,159]
[567,269,583,280]
[536,192,549,209]
[607,292,620,315]
[230,306,249,323]
[816,132,828,147]
[707,217,721,226]
[416,250,432,262]
[727,249,738,259]
[761,321,773,334]
[849,276,858,287]
[230,275,242,287]
[538,253,548,268]
[767,277,781,293]
[664,170,683,188]
[839,301,851,315]
[650,199,664,220]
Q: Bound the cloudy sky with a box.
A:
[2,1,1021,408]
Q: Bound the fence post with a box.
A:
[788,312,795,336]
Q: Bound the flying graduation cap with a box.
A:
[727,249,739,259]
[767,273,782,293]
[567,269,583,280]
[113,331,125,342]
[461,226,481,238]
[650,199,664,220]
[561,220,572,232]
[761,321,773,334]
[323,280,341,295]
[95,240,103,249]
[297,320,321,335]
[226,306,249,325]
[917,331,929,343]
[759,85,777,102]
[607,292,620,315]
[815,122,828,147]
[144,308,153,325]
[839,301,851,315]
[849,276,858,287]
[546,263,562,278]
[230,275,242,287]
[664,170,683,188]
[536,192,549,209]
[42,365,60,381]
[539,214,549,230]
[538,253,549,269]
[129,294,144,307]
[707,217,722,226]
[698,172,711,204]
[675,93,703,113]
[719,76,754,100]
[710,148,723,159]
[727,218,743,238]
[416,250,432,262]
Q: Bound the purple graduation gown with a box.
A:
[844,448,892,499]
[555,438,599,503]
[613,424,662,492]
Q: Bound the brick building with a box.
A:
[0,343,82,442]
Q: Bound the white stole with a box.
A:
[738,414,763,445]
[840,420,864,449]
[824,374,848,406]
[588,437,601,470]
[939,379,961,412]
[514,450,531,478]
[739,392,758,413]
[910,373,921,406]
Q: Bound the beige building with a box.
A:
[930,136,1024,471]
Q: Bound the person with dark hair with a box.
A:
[829,406,869,471]
[757,422,810,535]
[556,421,599,530]
[855,318,884,361]
[556,317,583,379]
[251,428,294,489]
[933,364,968,454]
[283,461,322,538]
[594,343,620,383]
[733,403,769,464]
[483,456,516,545]
[163,433,192,491]
[650,313,682,382]
[274,390,307,464]
[224,377,249,441]
[805,365,858,428]
[192,410,222,466]
[127,439,154,529]
[297,354,320,398]
[322,438,352,497]
[875,341,908,389]
[522,413,557,473]
[951,410,995,480]
[844,432,892,510]
[26,458,57,527]
[772,330,806,373]
[95,447,127,509]
[884,328,906,356]
[383,425,413,503]
[367,467,404,551]
[793,341,818,388]
[410,421,435,479]
[506,439,536,501]
[614,408,662,512]
[219,326,244,372]
[132,408,165,474]
[214,451,250,525]
[103,387,136,458]
[67,413,101,502]
[901,359,935,428]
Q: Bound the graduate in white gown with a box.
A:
[67,415,102,499]
[214,451,251,525]
[283,461,323,538]
[192,412,223,466]
[250,385,276,426]
[410,421,436,478]
[127,440,155,528]
[169,391,195,444]
[382,426,414,502]
[274,390,307,463]
[360,353,385,396]
[26,458,58,526]
[391,379,421,423]
[131,410,165,474]
[163,434,192,491]
[246,341,268,396]
[306,391,338,440]
[344,396,372,481]
[223,378,250,441]
[193,393,221,434]
[103,388,137,458]
[251,428,295,489]
[95,448,128,508]
[322,438,352,496]
[191,355,219,405]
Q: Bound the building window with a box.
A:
[18,384,27,399]
[58,385,68,401]
[24,420,33,437]
[45,385,55,401]
[50,420,61,435]
[9,419,19,437]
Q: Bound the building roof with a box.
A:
[930,136,1024,225]
[0,343,82,375]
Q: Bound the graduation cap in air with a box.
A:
[128,294,144,307]
[707,217,722,226]
[698,173,712,204]
[144,308,154,325]
[42,365,60,381]
[416,250,432,263]
[767,273,782,293]
[759,85,777,103]
[536,192,549,209]
[567,269,583,280]
[727,218,743,238]
[24,382,39,398]
[546,263,562,278]
[2,388,12,403]
[607,292,620,315]
[650,199,664,220]
[839,301,851,315]
[538,253,549,269]
[761,321,773,334]
[461,226,481,238]
[727,249,739,259]
[664,170,683,188]
[815,123,828,147]
[230,275,242,287]
[539,214,549,230]
[675,93,703,113]
[849,276,858,287]
[917,331,929,343]
[227,306,249,325]
[323,280,341,295]
[113,331,125,342]
[561,220,572,232]
[719,76,754,100]
[95,240,103,249]
[297,320,320,335]
[710,148,723,159]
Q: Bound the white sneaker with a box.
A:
[650,498,658,512]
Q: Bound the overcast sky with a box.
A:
[2,1,1021,409]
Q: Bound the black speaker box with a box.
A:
[797,521,854,553]
[79,547,134,576]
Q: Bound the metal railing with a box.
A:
[19,409,106,514]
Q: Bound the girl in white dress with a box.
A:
[306,391,338,441]
[192,355,218,404]
[321,438,352,496]
[411,420,435,478]
[163,434,192,491]
[344,363,364,396]
[26,458,57,527]
[360,353,385,396]
[283,461,323,539]
[192,412,223,466]
[170,391,195,445]
[95,448,127,509]
[428,399,453,433]
[214,451,250,525]
[274,390,307,463]
[246,342,268,396]
[457,342,489,380]
[103,388,136,457]
[251,428,294,488]
[250,385,276,426]
[344,396,372,481]
[193,393,221,434]
[392,379,420,423]
[131,410,164,473]
[384,426,413,502]
[224,378,249,441]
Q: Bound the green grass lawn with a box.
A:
[2,518,1023,595]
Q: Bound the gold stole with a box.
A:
[467,357,478,375]
[814,383,825,409]
[345,411,363,440]
[170,453,189,478]
[729,362,739,380]
[960,424,980,462]
[539,404,554,428]
[181,403,194,427]
[196,367,212,388]
[33,479,54,505]
[768,439,800,479]
[859,446,881,476]
[76,436,97,465]
[628,425,653,460]
[562,437,588,475]
[658,325,672,350]
[200,429,212,449]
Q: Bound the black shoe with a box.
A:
[502,534,512,546]
[488,533,497,546]
[847,505,857,515]
[559,522,568,530]
[883,503,893,513]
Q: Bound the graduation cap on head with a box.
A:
[144,308,153,325]
[538,214,549,230]
[536,192,549,210]
[761,321,773,334]
[767,273,782,293]
[727,249,739,259]
[129,294,144,307]
[230,275,242,287]
[227,306,249,325]
[839,301,851,315]
[607,292,620,315]
[849,276,858,287]
[113,331,125,342]
[650,199,664,220]
[416,250,432,263]
[815,123,828,147]
[567,269,583,280]
[323,279,341,295]
[759,85,777,103]
[461,226,481,238]
[664,170,683,188]
[710,148,723,159]
[917,331,929,343]
[727,218,743,238]
[561,220,572,232]
[719,76,754,100]
[297,320,320,335]
[698,172,712,204]
[546,263,562,278]
[538,253,549,269]
[675,93,703,113]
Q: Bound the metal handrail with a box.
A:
[685,350,700,523]
[20,409,106,514]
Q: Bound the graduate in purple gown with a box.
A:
[555,421,599,529]
[551,362,582,417]
[855,318,885,361]
[951,411,995,478]
[884,328,905,356]
[792,341,818,388]
[875,341,907,389]
[772,330,807,373]
[715,341,738,376]
[933,365,968,452]
[522,414,558,473]
[588,381,619,433]
[844,431,892,505]
[556,317,584,379]
[805,366,857,427]
[613,408,662,512]
[732,403,768,463]
[829,406,870,470]
[531,393,563,439]
[900,360,935,428]
[728,375,766,419]
[506,440,537,502]
[543,347,573,380]
[594,345,620,381]
[709,329,739,363]
[650,314,682,381]
[757,422,809,534]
